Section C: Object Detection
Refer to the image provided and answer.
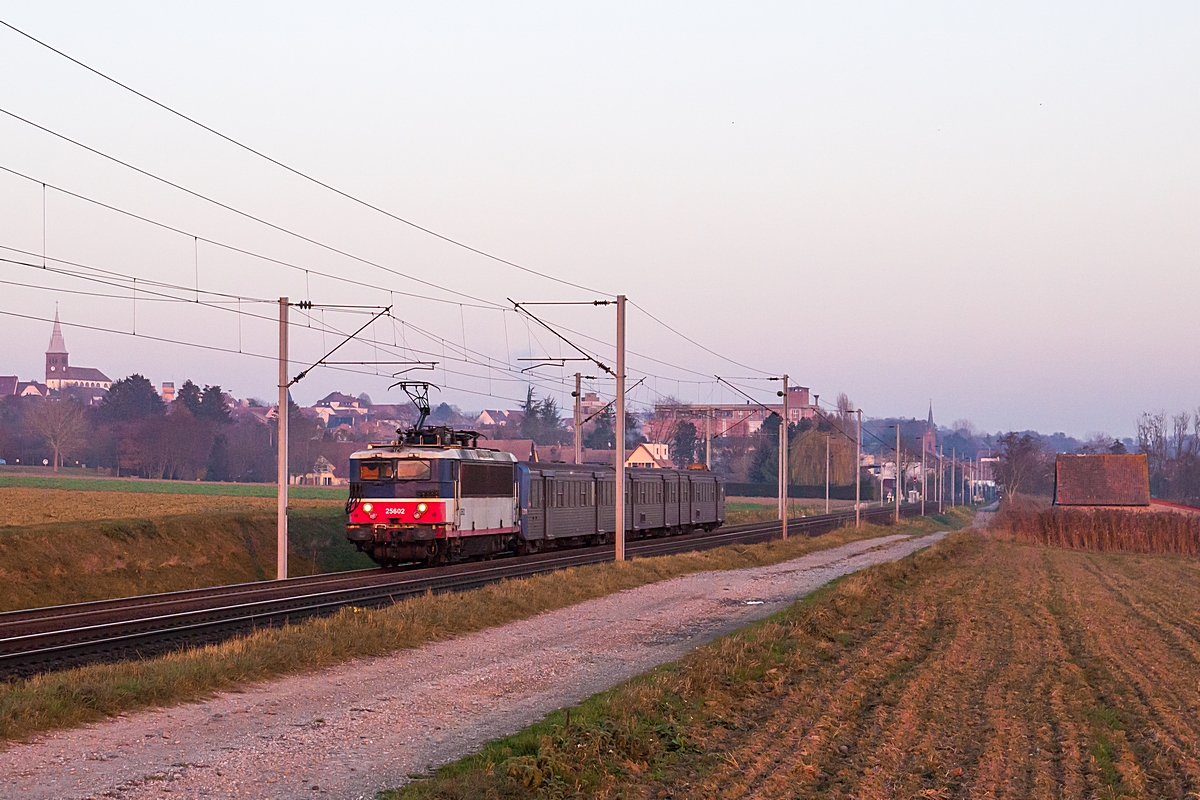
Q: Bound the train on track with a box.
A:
[345,423,725,568]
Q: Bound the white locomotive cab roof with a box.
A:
[349,445,517,463]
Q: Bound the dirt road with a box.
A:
[0,532,944,800]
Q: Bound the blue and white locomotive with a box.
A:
[345,425,725,568]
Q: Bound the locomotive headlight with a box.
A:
[362,503,373,513]
[417,503,427,513]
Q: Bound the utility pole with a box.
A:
[705,409,711,470]
[921,444,926,517]
[573,372,582,465]
[894,424,901,524]
[614,295,626,561]
[855,409,862,528]
[938,447,945,513]
[951,448,957,508]
[779,375,789,539]
[276,297,289,581]
[825,433,831,514]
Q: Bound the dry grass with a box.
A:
[725,500,853,525]
[0,513,964,744]
[390,516,1200,800]
[0,509,370,612]
[993,503,1200,555]
[0,487,339,527]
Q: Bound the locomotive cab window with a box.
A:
[357,460,393,481]
[394,459,432,480]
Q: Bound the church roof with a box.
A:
[65,367,111,383]
[47,310,67,354]
[0,376,17,396]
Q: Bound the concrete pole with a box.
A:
[573,372,582,465]
[614,295,626,561]
[825,433,830,515]
[705,409,711,470]
[938,447,945,513]
[895,424,901,524]
[855,409,862,529]
[780,375,789,539]
[951,448,957,508]
[921,445,926,517]
[880,445,886,508]
[277,297,289,581]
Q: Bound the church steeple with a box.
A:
[47,308,67,354]
[46,308,69,387]
[923,401,937,455]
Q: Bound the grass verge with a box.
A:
[0,509,372,612]
[388,513,1200,799]
[0,510,971,744]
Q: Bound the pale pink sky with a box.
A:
[0,2,1196,438]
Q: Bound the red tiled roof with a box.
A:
[1054,454,1150,506]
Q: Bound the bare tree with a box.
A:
[995,432,1053,499]
[1172,412,1193,459]
[25,400,88,471]
[1137,411,1168,496]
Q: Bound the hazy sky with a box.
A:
[0,3,1196,438]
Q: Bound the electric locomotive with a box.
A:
[345,422,725,568]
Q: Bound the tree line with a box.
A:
[0,374,321,482]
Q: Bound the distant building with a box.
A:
[475,409,525,429]
[577,391,607,418]
[44,311,112,393]
[1054,454,1150,508]
[626,442,671,469]
[312,391,369,428]
[922,403,937,456]
[161,382,176,403]
[654,385,817,438]
[292,455,346,487]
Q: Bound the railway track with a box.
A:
[0,504,921,678]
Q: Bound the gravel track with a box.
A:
[0,532,946,800]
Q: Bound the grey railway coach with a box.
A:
[517,462,725,552]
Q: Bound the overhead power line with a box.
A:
[0,20,778,382]
[0,18,605,297]
[0,164,500,309]
[0,107,501,309]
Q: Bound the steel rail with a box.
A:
[0,504,920,678]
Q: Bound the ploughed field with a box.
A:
[395,532,1200,799]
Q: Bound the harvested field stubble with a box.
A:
[993,504,1200,554]
[392,528,1200,800]
[0,514,956,744]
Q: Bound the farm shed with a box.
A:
[1053,454,1150,508]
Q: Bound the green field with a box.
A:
[0,473,343,500]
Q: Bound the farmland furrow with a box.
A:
[1046,549,1200,796]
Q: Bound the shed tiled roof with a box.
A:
[1054,454,1150,506]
